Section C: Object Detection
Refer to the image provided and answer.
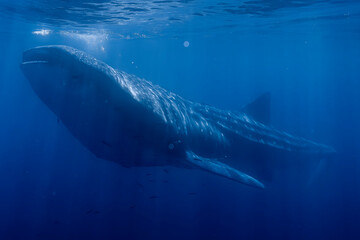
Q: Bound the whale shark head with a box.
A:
[20,45,142,123]
[19,45,159,163]
[20,45,138,146]
[20,45,120,112]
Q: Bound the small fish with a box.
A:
[168,17,180,21]
[129,204,136,209]
[188,192,197,195]
[86,209,100,215]
[71,74,82,80]
[136,181,144,189]
[163,169,169,173]
[148,179,155,182]
[162,180,169,183]
[193,12,204,16]
[146,173,153,176]
[101,140,112,148]
[149,196,158,199]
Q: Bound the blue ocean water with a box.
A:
[0,1,360,239]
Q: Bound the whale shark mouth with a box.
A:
[21,47,54,66]
[20,50,52,79]
[21,60,49,65]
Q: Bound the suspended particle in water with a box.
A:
[184,41,190,47]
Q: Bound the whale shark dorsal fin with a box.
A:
[242,92,271,125]
[186,152,264,189]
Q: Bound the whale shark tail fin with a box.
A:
[242,92,271,125]
[186,151,264,189]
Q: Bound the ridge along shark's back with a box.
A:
[20,45,335,189]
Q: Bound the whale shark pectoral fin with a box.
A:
[186,152,264,189]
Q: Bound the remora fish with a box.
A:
[20,45,334,188]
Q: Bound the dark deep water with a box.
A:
[1,1,360,239]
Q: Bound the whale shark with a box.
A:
[20,45,334,188]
